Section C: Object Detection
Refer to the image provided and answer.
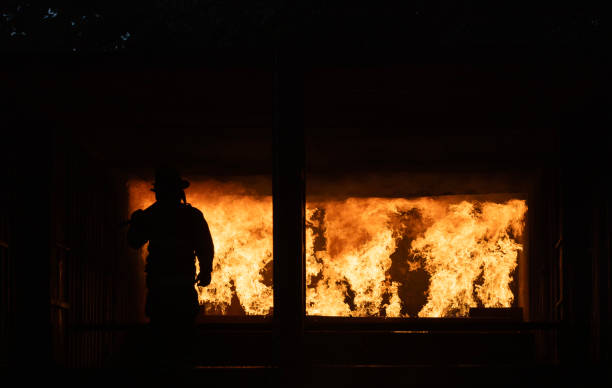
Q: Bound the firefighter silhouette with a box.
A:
[127,166,214,367]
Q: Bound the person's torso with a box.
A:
[144,202,200,281]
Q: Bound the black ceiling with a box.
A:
[2,61,608,180]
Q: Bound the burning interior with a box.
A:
[129,179,527,319]
[306,195,527,318]
[129,179,274,316]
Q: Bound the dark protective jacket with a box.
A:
[127,201,214,320]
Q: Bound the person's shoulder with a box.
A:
[142,203,159,216]
[131,203,156,218]
[181,203,204,218]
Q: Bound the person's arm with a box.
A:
[194,210,215,287]
[127,209,149,249]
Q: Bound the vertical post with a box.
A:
[272,51,305,379]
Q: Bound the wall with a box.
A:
[1,126,144,368]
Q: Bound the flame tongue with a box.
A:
[130,180,526,318]
[129,179,274,316]
[306,197,527,318]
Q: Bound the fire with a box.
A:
[306,197,527,318]
[411,200,526,317]
[128,179,273,316]
[129,180,526,318]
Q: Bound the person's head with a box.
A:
[151,166,190,203]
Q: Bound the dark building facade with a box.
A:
[1,21,610,385]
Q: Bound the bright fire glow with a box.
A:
[129,180,526,318]
[306,197,527,317]
[128,180,273,316]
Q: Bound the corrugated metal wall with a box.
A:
[526,167,563,363]
[50,138,145,368]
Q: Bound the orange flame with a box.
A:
[306,197,527,317]
[129,180,526,318]
[128,179,273,316]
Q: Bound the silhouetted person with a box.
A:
[127,166,214,369]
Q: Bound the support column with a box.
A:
[272,53,306,376]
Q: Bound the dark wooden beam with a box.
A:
[272,50,306,377]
